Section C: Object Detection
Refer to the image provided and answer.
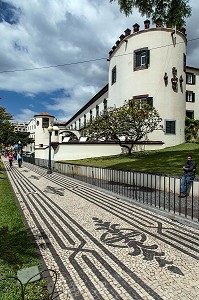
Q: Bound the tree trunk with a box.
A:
[118,140,133,156]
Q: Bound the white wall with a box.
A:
[35,142,164,161]
[108,27,186,148]
[186,66,199,120]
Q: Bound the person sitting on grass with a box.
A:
[178,155,196,198]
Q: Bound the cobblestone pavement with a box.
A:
[3,159,199,300]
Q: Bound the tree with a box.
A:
[185,117,199,142]
[110,0,191,27]
[0,105,33,147]
[0,106,13,145]
[87,99,162,155]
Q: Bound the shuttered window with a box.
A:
[186,91,195,102]
[133,95,153,107]
[134,48,150,71]
[165,121,176,134]
[186,73,196,85]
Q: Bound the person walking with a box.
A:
[178,155,196,197]
[8,151,14,167]
[17,150,23,167]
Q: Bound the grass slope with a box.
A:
[61,143,199,176]
[0,162,50,300]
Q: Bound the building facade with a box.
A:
[34,21,199,160]
[65,21,192,149]
[13,121,29,133]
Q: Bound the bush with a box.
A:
[185,117,199,142]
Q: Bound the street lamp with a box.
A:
[47,125,53,174]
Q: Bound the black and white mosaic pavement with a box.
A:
[3,159,199,300]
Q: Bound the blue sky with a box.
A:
[0,0,199,123]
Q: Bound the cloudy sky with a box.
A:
[0,0,199,123]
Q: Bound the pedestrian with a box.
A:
[17,150,23,167]
[13,151,17,160]
[178,155,196,197]
[8,151,14,167]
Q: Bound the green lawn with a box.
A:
[0,162,50,300]
[61,143,199,176]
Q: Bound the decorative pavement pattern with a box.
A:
[3,159,199,300]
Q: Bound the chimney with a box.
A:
[133,23,140,33]
[120,34,125,41]
[124,28,131,36]
[144,20,150,29]
[180,27,186,35]
[155,18,162,28]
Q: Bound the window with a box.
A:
[84,114,86,127]
[112,66,116,84]
[186,73,196,85]
[79,118,81,129]
[55,130,58,136]
[74,122,77,130]
[133,95,153,107]
[186,91,195,102]
[186,110,194,119]
[103,99,108,111]
[134,48,150,71]
[96,105,99,118]
[39,144,43,147]
[90,109,93,122]
[42,118,49,128]
[165,120,176,134]
[183,54,186,72]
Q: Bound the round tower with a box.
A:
[34,112,55,158]
[107,21,187,148]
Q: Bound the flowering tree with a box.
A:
[86,99,162,155]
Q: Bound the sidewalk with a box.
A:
[4,158,199,300]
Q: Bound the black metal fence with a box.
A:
[23,157,199,222]
[0,269,58,300]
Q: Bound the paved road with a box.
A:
[3,159,199,300]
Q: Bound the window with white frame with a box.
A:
[165,120,176,134]
[186,91,195,102]
[134,48,150,71]
[186,72,196,85]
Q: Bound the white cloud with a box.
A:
[1,0,198,122]
[14,108,38,122]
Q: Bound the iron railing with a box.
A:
[23,157,199,222]
[0,269,58,300]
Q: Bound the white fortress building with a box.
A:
[33,20,199,160]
